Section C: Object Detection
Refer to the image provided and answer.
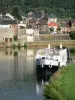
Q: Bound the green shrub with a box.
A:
[14,35,18,41]
[44,84,65,100]
[69,31,75,39]
[70,48,75,53]
[24,43,27,49]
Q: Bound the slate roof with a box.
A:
[58,18,75,27]
[0,20,17,25]
[28,12,49,20]
[28,18,36,23]
[58,19,72,27]
[36,18,48,25]
[58,19,69,23]
[0,15,11,20]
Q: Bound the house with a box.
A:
[59,22,68,33]
[0,20,17,43]
[48,17,57,22]
[26,28,34,42]
[0,14,18,43]
[58,19,71,33]
[0,25,14,43]
[70,19,75,31]
[27,18,36,28]
[48,17,58,33]
[36,17,48,34]
[26,28,39,42]
[0,13,18,35]
[0,20,18,35]
[27,17,48,33]
[18,23,26,42]
[27,11,49,33]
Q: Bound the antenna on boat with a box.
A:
[48,43,51,49]
[60,42,62,49]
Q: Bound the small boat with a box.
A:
[35,43,68,68]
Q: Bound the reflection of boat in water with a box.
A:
[36,43,69,68]
[36,67,58,84]
[35,67,58,95]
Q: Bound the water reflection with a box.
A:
[0,48,75,100]
[35,67,58,95]
[0,48,43,100]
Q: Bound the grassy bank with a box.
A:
[44,64,75,100]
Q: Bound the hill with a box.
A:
[0,0,75,18]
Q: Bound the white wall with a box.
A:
[0,27,14,42]
[27,36,33,42]
[48,18,57,23]
[26,28,34,36]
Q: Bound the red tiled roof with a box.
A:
[48,22,58,26]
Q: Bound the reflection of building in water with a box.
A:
[12,49,35,81]
[0,49,14,60]
[13,51,18,80]
[19,49,34,74]
[0,49,36,84]
[0,49,14,84]
[27,49,34,56]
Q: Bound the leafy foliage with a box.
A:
[0,0,75,18]
[69,31,75,40]
[49,27,54,32]
[14,35,18,41]
[12,6,22,20]
[70,48,75,53]
[24,43,27,48]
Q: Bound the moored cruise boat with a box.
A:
[35,43,68,68]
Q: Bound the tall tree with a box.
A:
[12,6,22,20]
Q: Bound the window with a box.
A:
[5,38,8,42]
[10,38,12,42]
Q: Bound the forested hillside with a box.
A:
[0,0,75,18]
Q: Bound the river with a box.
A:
[0,47,74,100]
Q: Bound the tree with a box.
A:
[0,0,75,18]
[68,20,72,27]
[12,6,22,20]
[49,27,54,33]
[57,26,61,34]
[14,35,18,41]
[69,31,75,40]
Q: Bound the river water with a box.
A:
[0,48,74,100]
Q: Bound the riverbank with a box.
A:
[27,40,75,48]
[0,40,75,48]
[44,64,75,100]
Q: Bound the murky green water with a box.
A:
[0,47,74,100]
